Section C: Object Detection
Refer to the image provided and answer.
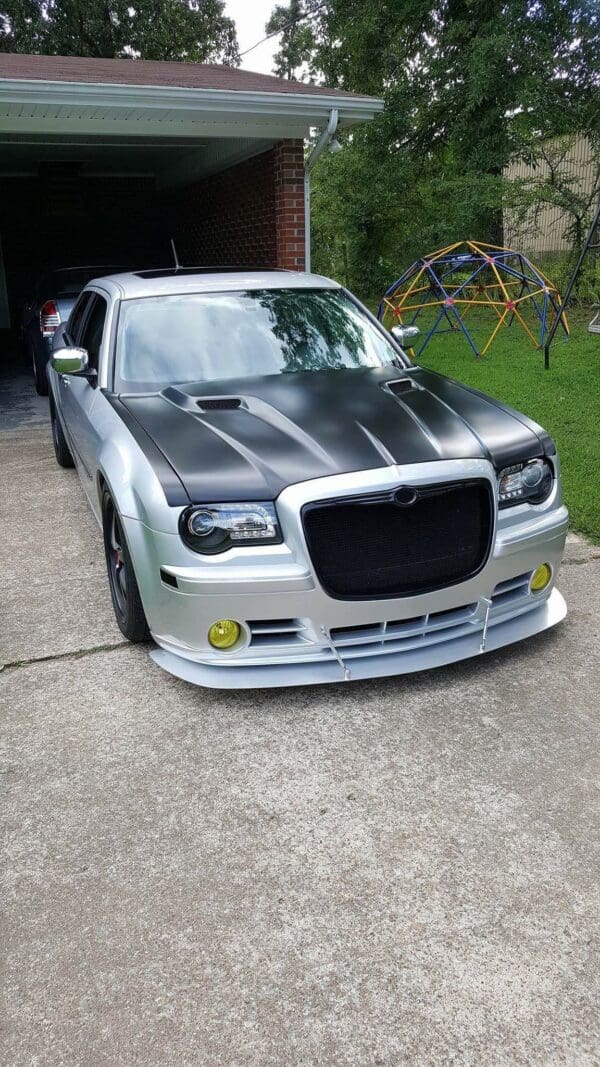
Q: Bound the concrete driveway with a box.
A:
[1,368,599,1065]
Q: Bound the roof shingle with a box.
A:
[0,53,377,102]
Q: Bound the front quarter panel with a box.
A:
[94,393,187,532]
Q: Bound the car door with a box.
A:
[59,291,108,486]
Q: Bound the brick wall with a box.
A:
[273,141,306,271]
[169,140,306,271]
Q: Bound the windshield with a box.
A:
[115,288,401,389]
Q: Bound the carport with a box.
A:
[0,53,382,342]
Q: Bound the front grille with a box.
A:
[488,571,531,608]
[330,602,479,658]
[247,618,309,650]
[325,572,535,659]
[302,480,493,600]
[231,571,536,667]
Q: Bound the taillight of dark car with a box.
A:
[40,300,60,338]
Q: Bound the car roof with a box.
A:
[91,269,341,300]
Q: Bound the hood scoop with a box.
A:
[196,397,242,412]
[384,378,415,396]
[162,386,246,414]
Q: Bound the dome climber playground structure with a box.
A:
[378,240,569,364]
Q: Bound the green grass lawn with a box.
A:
[381,307,600,543]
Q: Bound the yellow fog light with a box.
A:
[530,563,552,594]
[208,619,241,650]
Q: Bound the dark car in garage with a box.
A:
[21,266,131,395]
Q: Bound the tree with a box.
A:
[300,0,599,170]
[0,0,239,63]
[270,0,599,296]
[265,0,316,80]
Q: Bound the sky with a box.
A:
[225,0,280,75]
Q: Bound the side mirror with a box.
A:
[391,324,420,347]
[51,347,89,375]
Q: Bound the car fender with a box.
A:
[95,430,186,632]
[96,438,183,535]
[88,391,185,535]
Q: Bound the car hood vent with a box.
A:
[161,387,245,413]
[385,378,414,395]
[196,397,242,411]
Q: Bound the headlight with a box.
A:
[497,458,554,508]
[180,502,282,554]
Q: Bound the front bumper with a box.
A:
[150,587,567,688]
[122,459,569,689]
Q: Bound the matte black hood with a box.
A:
[119,367,553,504]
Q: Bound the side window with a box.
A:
[68,293,91,345]
[79,295,108,372]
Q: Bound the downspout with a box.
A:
[304,108,339,273]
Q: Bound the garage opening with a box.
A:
[0,53,381,378]
[0,160,165,324]
[0,135,305,351]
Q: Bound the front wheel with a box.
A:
[50,397,74,468]
[102,490,149,643]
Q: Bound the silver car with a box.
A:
[48,269,568,689]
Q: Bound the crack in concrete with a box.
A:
[2,549,598,675]
[562,555,600,566]
[1,639,134,674]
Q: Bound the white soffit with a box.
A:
[0,78,383,140]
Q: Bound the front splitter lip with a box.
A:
[148,588,567,690]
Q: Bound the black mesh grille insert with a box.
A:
[302,480,493,600]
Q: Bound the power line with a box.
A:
[239,1,327,57]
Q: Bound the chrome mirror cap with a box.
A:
[51,347,89,375]
[391,324,420,346]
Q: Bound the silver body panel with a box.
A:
[48,270,568,689]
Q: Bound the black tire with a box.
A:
[31,344,49,396]
[50,397,75,468]
[102,489,149,643]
